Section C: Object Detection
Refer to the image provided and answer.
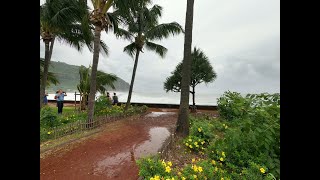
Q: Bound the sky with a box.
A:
[40,0,280,94]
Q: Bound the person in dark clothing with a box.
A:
[112,92,119,105]
[55,89,67,114]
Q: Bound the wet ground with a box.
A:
[40,109,178,180]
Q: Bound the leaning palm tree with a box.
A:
[77,65,117,110]
[115,2,184,111]
[85,0,140,125]
[177,0,195,137]
[40,0,111,109]
[40,0,93,108]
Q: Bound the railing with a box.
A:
[45,107,148,141]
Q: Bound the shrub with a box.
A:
[40,106,58,128]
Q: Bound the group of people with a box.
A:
[42,89,119,114]
[106,92,118,105]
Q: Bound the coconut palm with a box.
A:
[85,0,140,125]
[77,65,117,110]
[40,0,95,108]
[115,2,184,111]
[177,0,195,136]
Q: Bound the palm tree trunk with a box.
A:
[40,40,51,108]
[176,0,195,137]
[125,49,140,111]
[87,25,102,127]
[49,37,55,60]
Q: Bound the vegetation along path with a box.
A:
[40,108,178,180]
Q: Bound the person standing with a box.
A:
[55,89,67,114]
[112,92,119,105]
[43,92,48,105]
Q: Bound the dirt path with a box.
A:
[40,109,178,180]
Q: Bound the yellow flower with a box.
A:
[189,145,193,148]
[198,166,203,172]
[154,176,160,180]
[178,172,182,176]
[162,160,166,166]
[220,157,224,162]
[222,152,226,157]
[196,145,199,148]
[171,178,175,180]
[214,167,218,172]
[211,160,216,165]
[193,175,197,179]
[192,158,196,163]
[182,177,186,180]
[221,178,224,180]
[185,143,189,146]
[194,142,198,145]
[201,141,205,145]
[47,132,51,135]
[167,161,172,167]
[260,168,266,174]
[198,128,202,132]
[193,165,198,172]
[150,178,154,180]
[165,166,171,173]
[189,138,192,142]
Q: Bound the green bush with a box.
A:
[40,106,59,128]
[94,95,112,114]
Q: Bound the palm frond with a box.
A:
[145,41,167,58]
[123,42,137,58]
[99,40,109,56]
[114,28,134,41]
[145,22,184,41]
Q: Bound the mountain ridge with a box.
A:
[44,60,130,93]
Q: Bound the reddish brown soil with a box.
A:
[40,109,179,180]
[40,108,218,180]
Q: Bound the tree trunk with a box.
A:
[176,0,195,137]
[49,37,55,60]
[192,85,195,107]
[81,94,87,110]
[40,40,51,108]
[87,25,102,127]
[191,85,196,113]
[125,49,140,111]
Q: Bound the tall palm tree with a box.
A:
[115,2,184,111]
[86,0,139,125]
[40,0,110,109]
[177,0,195,137]
[77,65,117,110]
[40,0,93,108]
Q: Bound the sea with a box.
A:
[47,91,223,105]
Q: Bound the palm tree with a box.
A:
[40,0,93,108]
[177,0,195,137]
[115,2,184,111]
[77,65,117,110]
[86,0,139,125]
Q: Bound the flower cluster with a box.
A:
[183,135,207,153]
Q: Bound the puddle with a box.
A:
[145,112,175,117]
[93,127,170,177]
[134,127,170,158]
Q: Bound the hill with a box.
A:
[45,60,130,93]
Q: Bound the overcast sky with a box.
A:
[40,0,280,94]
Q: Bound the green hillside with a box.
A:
[45,60,130,93]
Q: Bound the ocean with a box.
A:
[47,91,222,105]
